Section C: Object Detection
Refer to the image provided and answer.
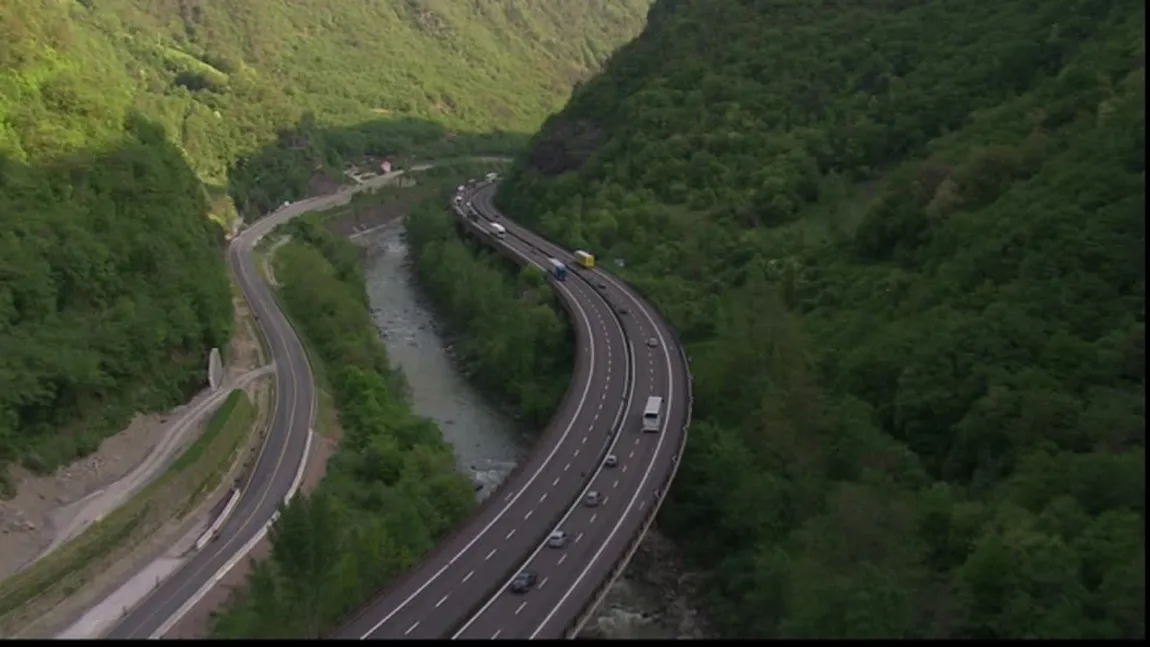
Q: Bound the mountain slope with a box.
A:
[2,0,651,186]
[0,0,649,489]
[498,0,1145,638]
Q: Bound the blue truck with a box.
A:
[547,258,568,281]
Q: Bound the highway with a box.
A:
[334,181,691,639]
[105,206,320,638]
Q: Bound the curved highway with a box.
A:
[335,181,691,639]
[105,207,320,638]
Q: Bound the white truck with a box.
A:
[488,222,507,239]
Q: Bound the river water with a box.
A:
[357,222,688,639]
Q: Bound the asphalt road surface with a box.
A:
[335,181,690,639]
[105,207,319,639]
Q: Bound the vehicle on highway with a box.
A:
[509,571,538,594]
[605,454,618,468]
[453,195,462,204]
[642,396,664,433]
[584,491,603,508]
[597,281,607,290]
[646,337,659,348]
[548,258,568,281]
[574,250,596,269]
[457,185,464,193]
[618,305,630,316]
[547,530,569,548]
[488,222,507,239]
[485,172,498,181]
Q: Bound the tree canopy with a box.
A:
[430,0,1143,638]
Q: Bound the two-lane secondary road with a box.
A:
[333,191,635,639]
[106,207,319,639]
[457,183,691,639]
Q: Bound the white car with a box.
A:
[547,530,568,548]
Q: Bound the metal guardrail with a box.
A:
[467,184,695,637]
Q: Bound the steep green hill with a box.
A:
[497,0,1145,638]
[0,0,650,489]
[2,0,651,211]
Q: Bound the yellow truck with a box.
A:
[574,250,595,269]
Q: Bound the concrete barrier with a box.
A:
[194,488,241,552]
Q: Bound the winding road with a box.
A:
[334,181,692,639]
[103,169,690,640]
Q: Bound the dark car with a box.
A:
[509,571,538,594]
[584,491,603,508]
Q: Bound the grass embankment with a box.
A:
[0,390,256,635]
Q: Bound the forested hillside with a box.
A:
[486,0,1145,638]
[0,0,650,490]
[3,0,651,216]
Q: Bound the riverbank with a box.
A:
[342,184,710,638]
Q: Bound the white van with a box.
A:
[641,396,663,433]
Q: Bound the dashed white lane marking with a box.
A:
[635,437,641,446]
[405,622,420,636]
[516,601,528,616]
[491,630,502,639]
[463,569,474,583]
[582,435,588,444]
[506,529,516,540]
[613,479,619,488]
[524,509,533,521]
[564,462,571,472]
[629,450,635,458]
[575,532,584,543]
[574,448,580,457]
[640,500,648,511]
[590,513,598,524]
[540,492,548,502]
[435,594,449,608]
[539,577,549,591]
[558,554,567,565]
[552,477,560,487]
[485,548,497,560]
[622,465,628,473]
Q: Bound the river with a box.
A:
[357,221,695,639]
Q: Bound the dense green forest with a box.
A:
[417,0,1145,638]
[0,117,233,493]
[211,218,474,638]
[0,0,647,489]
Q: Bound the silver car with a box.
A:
[584,491,603,508]
[547,530,568,548]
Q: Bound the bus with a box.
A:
[489,222,507,238]
[641,396,664,433]
[547,258,568,281]
[574,250,595,269]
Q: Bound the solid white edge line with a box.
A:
[150,429,315,639]
[355,214,602,637]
